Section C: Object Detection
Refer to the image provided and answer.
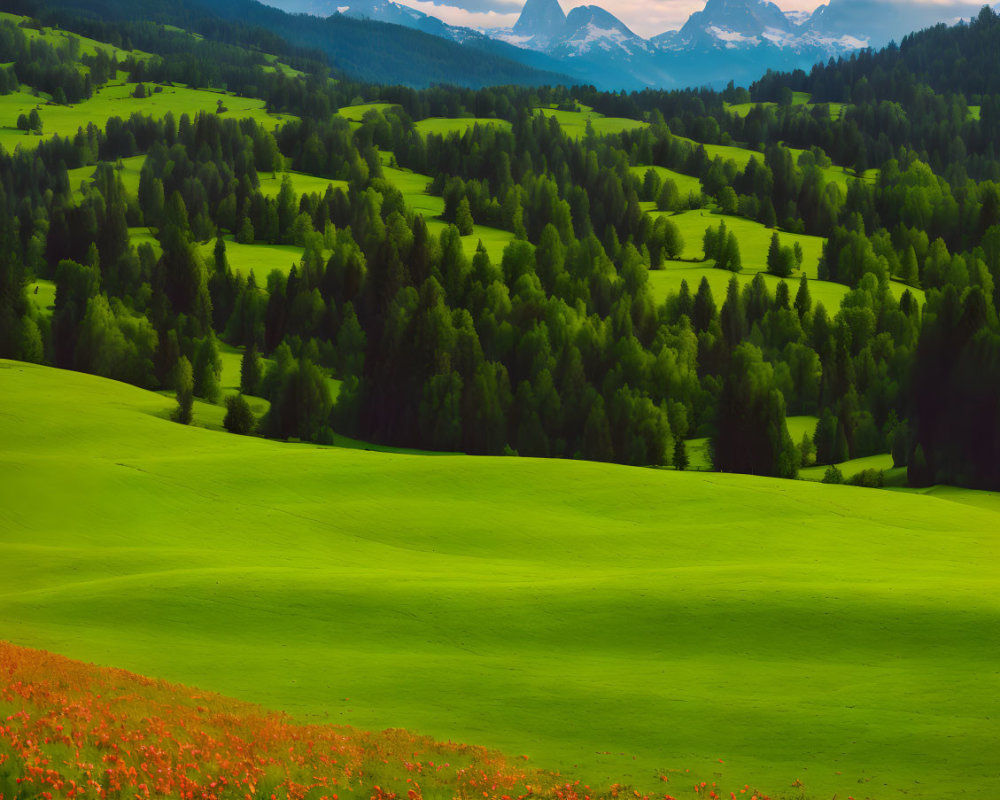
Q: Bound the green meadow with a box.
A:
[257,171,348,198]
[631,165,702,198]
[414,117,512,137]
[381,163,515,262]
[534,107,648,138]
[197,235,305,279]
[725,93,848,121]
[675,136,761,169]
[336,103,399,122]
[27,279,56,318]
[646,261,850,313]
[2,359,999,800]
[129,226,162,257]
[799,453,899,482]
[785,414,820,444]
[656,209,826,274]
[0,82,294,153]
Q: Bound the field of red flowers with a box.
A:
[0,643,774,800]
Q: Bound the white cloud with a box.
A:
[393,0,520,27]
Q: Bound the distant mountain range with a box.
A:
[262,0,989,90]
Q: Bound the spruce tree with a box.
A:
[240,343,261,395]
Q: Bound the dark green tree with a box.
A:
[223,394,255,435]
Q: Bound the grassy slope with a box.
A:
[631,166,702,198]
[27,279,56,318]
[198,235,305,279]
[381,164,515,263]
[415,118,512,137]
[1,360,999,800]
[645,210,923,311]
[533,108,647,138]
[257,171,349,199]
[0,11,149,62]
[337,103,399,122]
[0,83,294,154]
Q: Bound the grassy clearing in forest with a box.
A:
[381,163,514,262]
[655,209,826,274]
[630,165,702,198]
[197,235,304,279]
[414,117,512,137]
[0,82,294,154]
[534,107,647,138]
[337,103,399,122]
[257,171,349,199]
[2,360,999,800]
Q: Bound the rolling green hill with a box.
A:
[2,359,998,800]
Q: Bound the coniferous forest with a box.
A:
[1,3,1000,490]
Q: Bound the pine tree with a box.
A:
[794,275,812,318]
[173,356,194,425]
[767,231,782,274]
[673,437,689,471]
[240,343,261,395]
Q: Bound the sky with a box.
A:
[389,0,973,38]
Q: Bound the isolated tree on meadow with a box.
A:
[673,437,689,471]
[223,394,255,435]
[173,356,194,425]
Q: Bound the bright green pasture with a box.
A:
[896,483,1000,513]
[129,227,162,257]
[27,279,56,318]
[534,107,647,138]
[381,164,515,262]
[656,209,825,276]
[67,155,145,200]
[786,415,820,444]
[257,171,348,199]
[414,118,512,137]
[725,94,847,121]
[629,165,702,198]
[647,262,850,315]
[675,137,861,189]
[786,146,879,188]
[0,83,294,154]
[799,452,897,482]
[337,103,399,122]
[2,360,999,800]
[198,235,303,279]
[116,154,146,197]
[675,136,761,169]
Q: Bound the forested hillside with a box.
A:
[1,4,1000,489]
[3,0,575,88]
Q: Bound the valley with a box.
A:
[1,2,999,800]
